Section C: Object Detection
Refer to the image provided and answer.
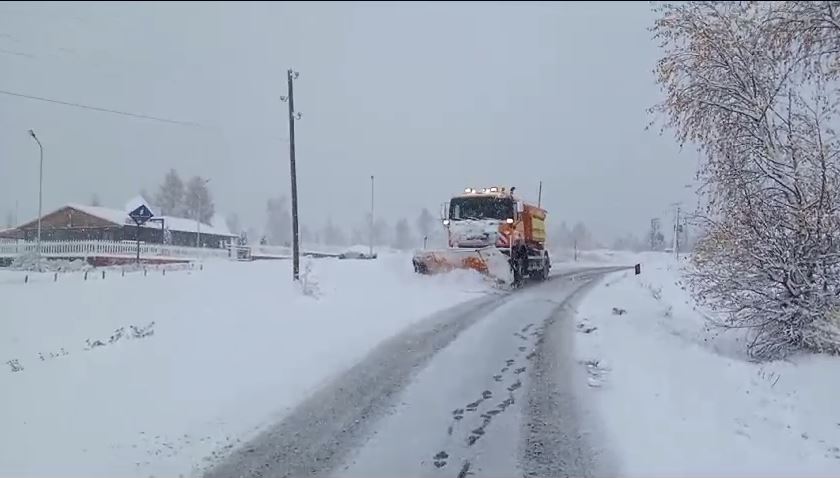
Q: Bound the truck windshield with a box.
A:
[449,196,514,221]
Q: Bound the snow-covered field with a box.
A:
[575,253,840,476]
[6,247,837,477]
[0,254,489,477]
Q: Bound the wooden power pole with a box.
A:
[285,69,301,281]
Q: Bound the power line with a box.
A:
[0,88,200,126]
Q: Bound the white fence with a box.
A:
[0,240,354,263]
[0,240,231,260]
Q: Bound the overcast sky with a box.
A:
[0,1,696,242]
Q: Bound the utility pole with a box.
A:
[282,69,301,280]
[369,175,374,257]
[28,130,43,263]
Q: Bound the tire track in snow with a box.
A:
[203,293,512,478]
[521,274,609,478]
[203,267,627,478]
[428,270,619,477]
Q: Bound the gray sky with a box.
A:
[0,1,695,242]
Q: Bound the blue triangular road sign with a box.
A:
[129,204,154,225]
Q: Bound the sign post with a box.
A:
[128,204,154,265]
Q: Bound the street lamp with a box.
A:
[196,178,211,248]
[27,129,43,261]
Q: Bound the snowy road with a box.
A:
[205,267,626,478]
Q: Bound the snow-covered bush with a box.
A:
[10,251,48,271]
[653,1,840,359]
[298,260,321,299]
[10,252,89,272]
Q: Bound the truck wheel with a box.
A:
[530,252,549,282]
[538,253,550,281]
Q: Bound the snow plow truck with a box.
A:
[412,186,550,286]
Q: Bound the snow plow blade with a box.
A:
[412,246,513,286]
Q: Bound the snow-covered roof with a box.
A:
[67,204,133,226]
[124,195,156,217]
[65,204,235,237]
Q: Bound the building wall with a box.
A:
[16,206,234,248]
[19,207,122,242]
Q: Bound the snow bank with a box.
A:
[0,253,489,477]
[574,252,840,476]
[9,252,91,273]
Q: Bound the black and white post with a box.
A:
[369,175,374,257]
[673,204,681,260]
[281,69,302,281]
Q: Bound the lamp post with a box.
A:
[196,178,211,248]
[27,130,43,261]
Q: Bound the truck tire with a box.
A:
[538,252,550,281]
[530,253,548,282]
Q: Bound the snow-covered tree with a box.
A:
[364,214,389,246]
[183,176,214,224]
[648,218,665,251]
[550,221,573,249]
[155,169,185,216]
[299,224,312,245]
[392,218,415,250]
[373,217,389,246]
[265,196,291,246]
[4,211,13,228]
[245,226,259,246]
[571,222,596,250]
[416,208,436,242]
[653,1,840,359]
[322,219,347,246]
[225,213,241,235]
[90,194,101,207]
[612,233,643,252]
[350,227,365,246]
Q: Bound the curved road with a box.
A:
[204,267,625,478]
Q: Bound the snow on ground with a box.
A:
[550,248,638,274]
[574,252,840,477]
[0,253,490,478]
